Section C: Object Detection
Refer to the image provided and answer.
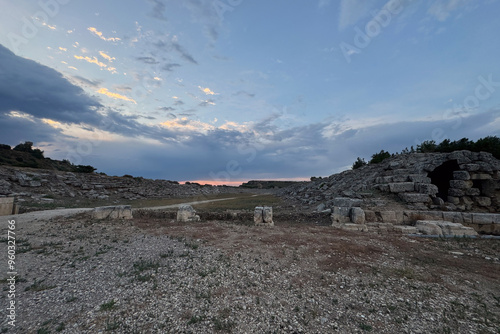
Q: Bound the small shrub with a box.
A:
[100,299,117,311]
[352,157,367,169]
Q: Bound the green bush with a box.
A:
[369,150,391,164]
[352,157,367,169]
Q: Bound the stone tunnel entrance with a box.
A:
[428,160,460,201]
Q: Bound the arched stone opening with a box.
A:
[429,160,460,201]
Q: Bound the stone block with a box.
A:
[409,174,432,183]
[475,196,491,207]
[398,193,430,203]
[449,180,473,189]
[461,164,480,172]
[470,173,492,180]
[364,210,377,222]
[379,211,398,224]
[254,206,273,226]
[350,207,365,224]
[448,188,465,196]
[332,197,362,208]
[374,184,390,192]
[442,212,464,224]
[462,213,472,224]
[416,210,444,220]
[177,205,200,222]
[436,221,478,237]
[375,176,392,183]
[415,220,443,236]
[453,171,471,180]
[0,197,15,216]
[389,182,415,193]
[472,213,495,224]
[415,183,438,195]
[92,205,133,220]
[331,206,351,224]
[447,196,460,205]
[392,225,418,234]
[465,188,481,196]
[392,175,410,182]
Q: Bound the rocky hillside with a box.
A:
[280,150,500,213]
[0,166,243,212]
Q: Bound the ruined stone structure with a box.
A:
[282,151,500,212]
[281,151,500,235]
[91,205,133,220]
[0,197,18,216]
[254,206,274,226]
[177,205,200,222]
[372,151,500,212]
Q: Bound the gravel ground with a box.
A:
[0,210,499,333]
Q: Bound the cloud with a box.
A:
[233,90,255,98]
[99,51,115,62]
[0,44,103,125]
[427,0,470,21]
[158,106,176,111]
[87,27,121,42]
[59,47,67,52]
[147,0,168,21]
[136,56,159,64]
[74,55,107,68]
[199,86,217,95]
[171,40,198,64]
[70,76,102,87]
[174,100,185,106]
[199,99,216,107]
[163,63,181,71]
[97,88,137,104]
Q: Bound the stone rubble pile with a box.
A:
[281,151,500,213]
[0,166,239,207]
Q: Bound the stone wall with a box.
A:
[281,151,500,213]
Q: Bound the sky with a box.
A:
[0,0,499,185]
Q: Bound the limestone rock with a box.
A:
[389,182,415,193]
[415,220,443,236]
[92,205,133,220]
[254,206,274,226]
[350,207,365,224]
[331,206,351,224]
[436,221,478,237]
[177,205,200,222]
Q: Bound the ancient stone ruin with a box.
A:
[91,205,133,220]
[177,205,200,222]
[373,151,500,212]
[282,150,500,235]
[0,197,18,216]
[254,206,274,226]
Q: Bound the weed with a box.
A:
[135,274,153,282]
[105,317,121,331]
[66,296,77,303]
[55,323,65,332]
[100,299,117,312]
[25,279,56,292]
[37,328,50,334]
[187,315,206,325]
[359,322,373,331]
[133,260,160,274]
